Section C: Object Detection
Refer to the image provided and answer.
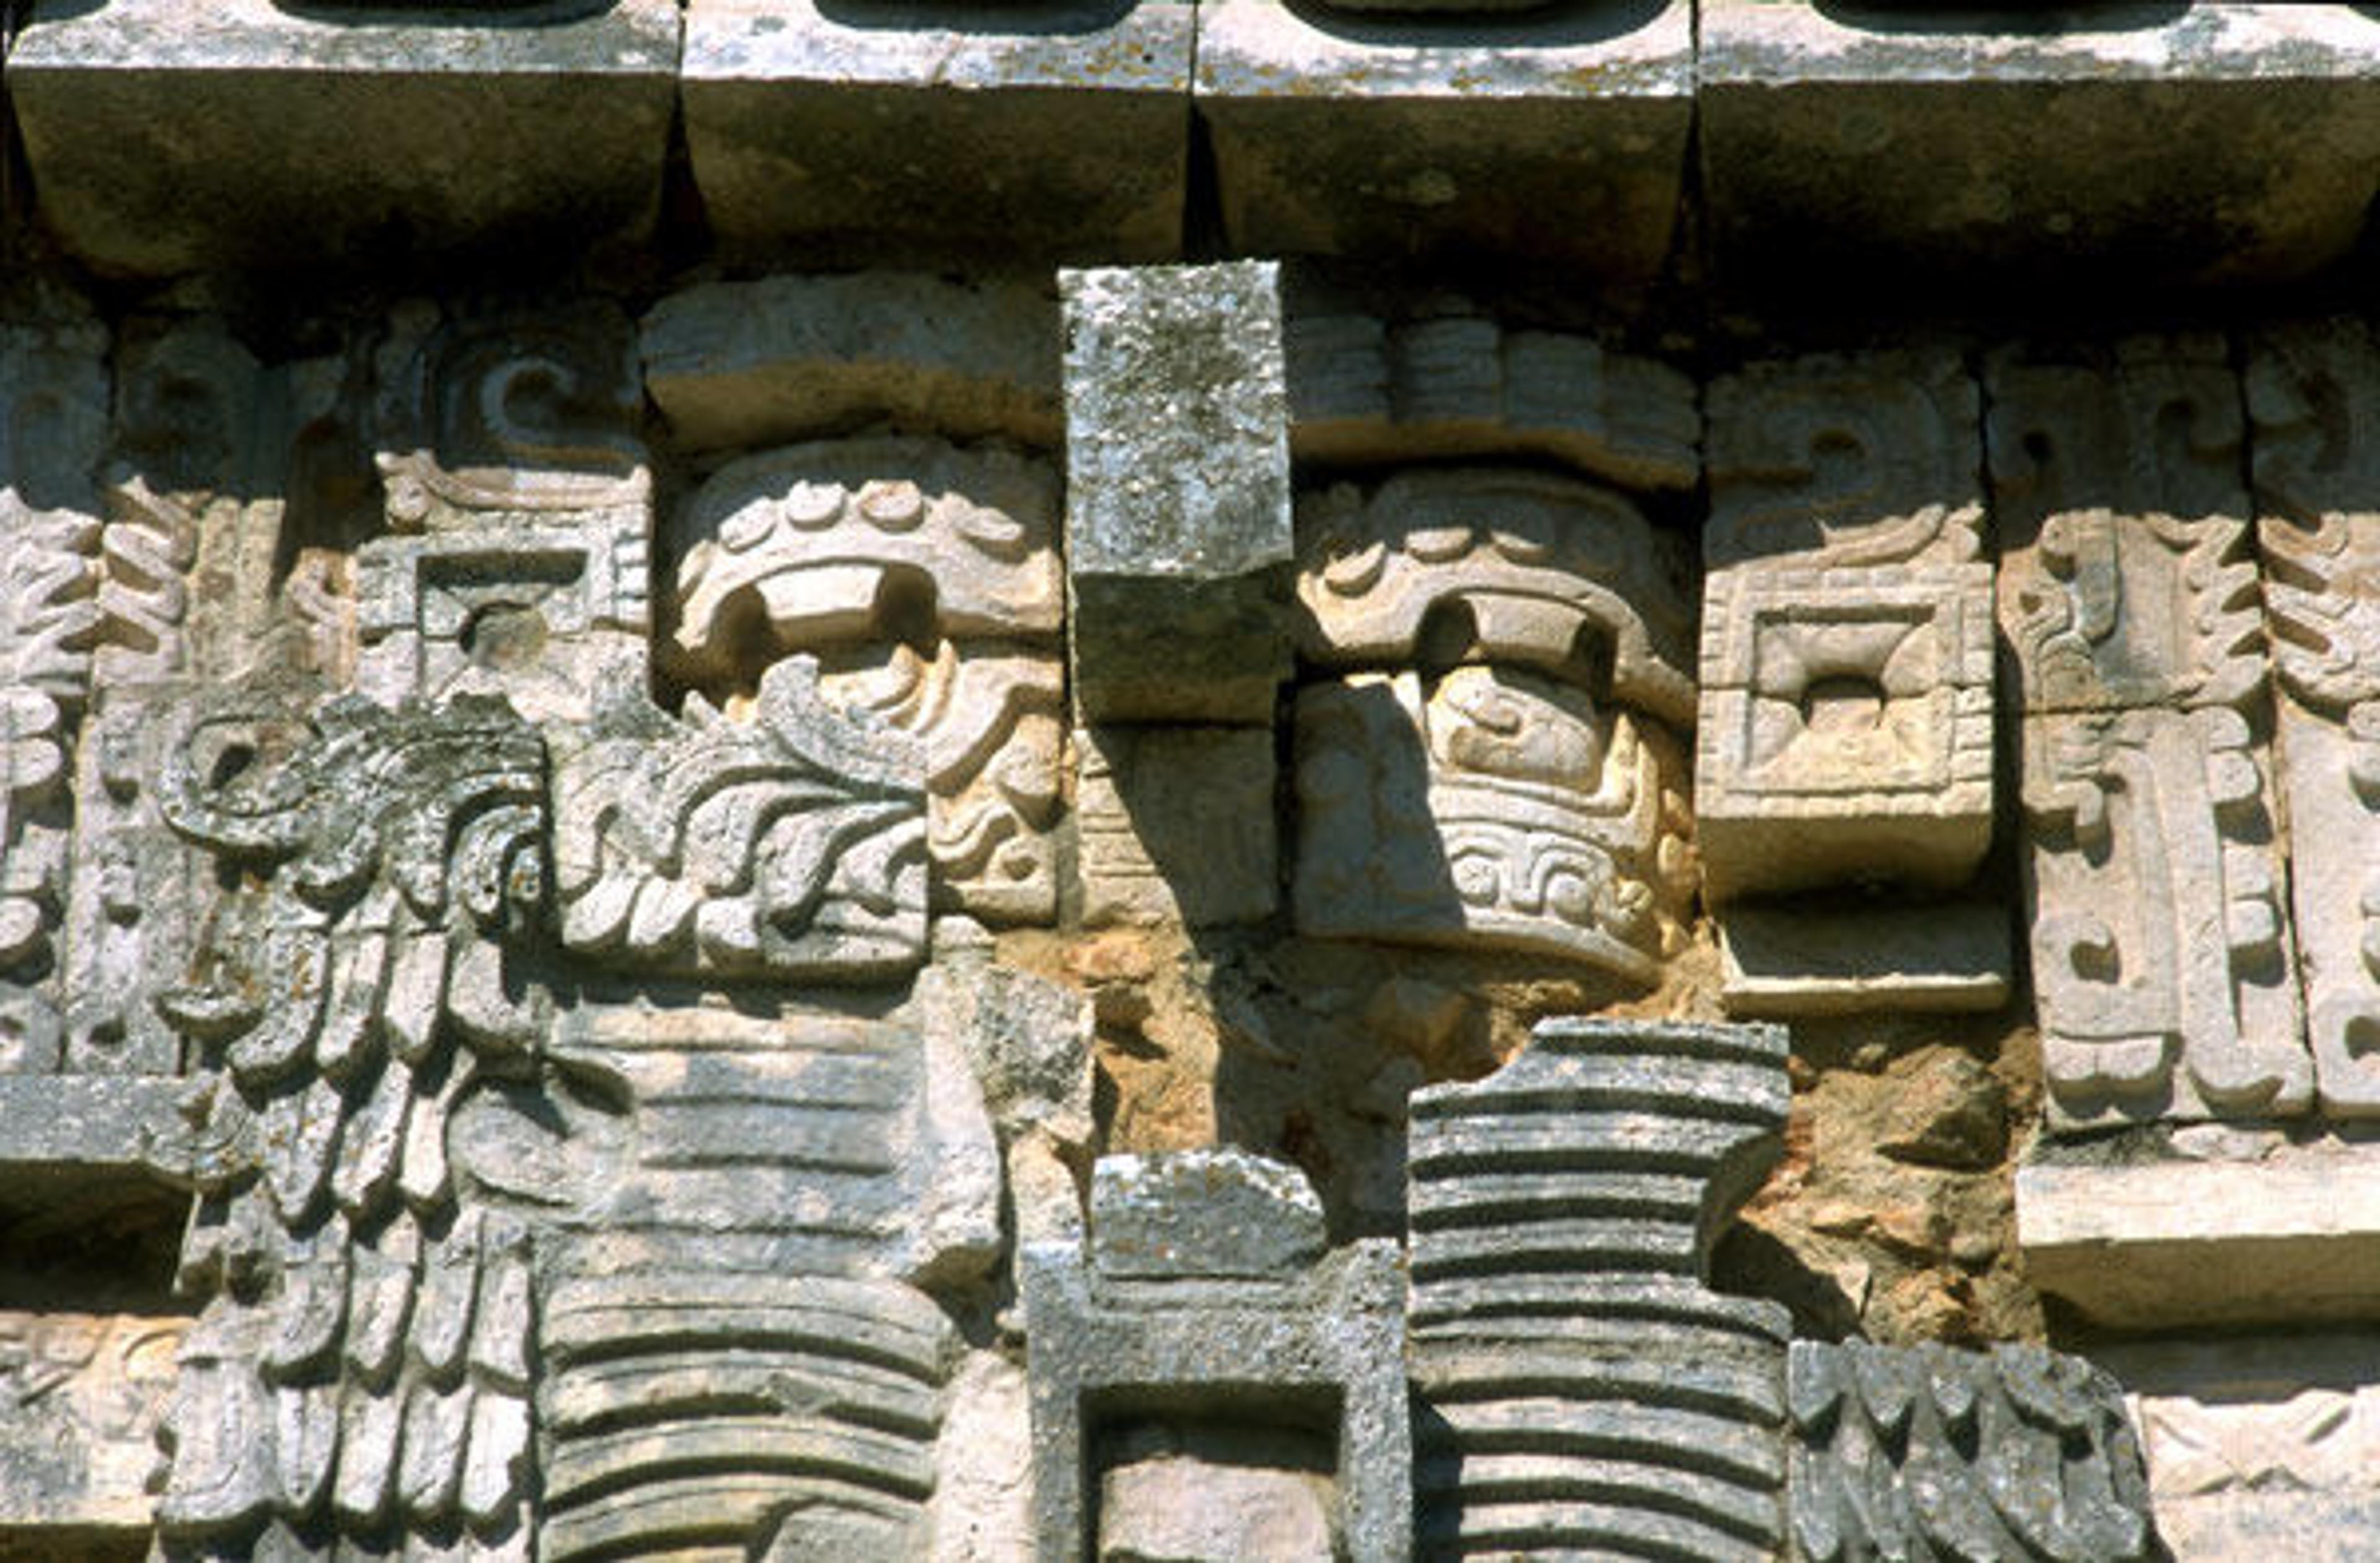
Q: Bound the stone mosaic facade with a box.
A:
[6,2,2380,1558]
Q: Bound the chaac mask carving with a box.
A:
[1290,466,1698,982]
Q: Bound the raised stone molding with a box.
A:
[1406,1018,1791,1560]
[2019,1136,2380,1332]
[1196,0,1695,278]
[7,0,678,279]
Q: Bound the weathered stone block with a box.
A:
[1063,262,1293,724]
[639,274,1063,456]
[1790,1341,2156,1563]
[682,0,1192,264]
[1700,3,2380,295]
[1075,724,1277,928]
[7,0,676,278]
[1698,563,1994,900]
[1022,1151,1409,1563]
[0,1313,187,1548]
[1719,901,2010,1019]
[1089,1147,1326,1279]
[1196,0,1694,280]
[2099,1330,2380,1561]
[2018,1138,2380,1329]
[1407,1018,1790,1561]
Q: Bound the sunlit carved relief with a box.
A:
[0,301,107,1067]
[149,693,547,1557]
[1992,337,2306,1125]
[551,656,930,980]
[2251,319,2380,1117]
[525,995,1000,1561]
[1291,467,1696,980]
[1699,350,1993,902]
[668,436,1064,925]
[359,302,651,723]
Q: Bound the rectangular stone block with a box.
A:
[1701,3,2380,296]
[1696,563,1994,901]
[7,0,677,278]
[683,0,1191,265]
[1719,902,2009,1019]
[1062,263,1292,724]
[1074,725,1277,928]
[1196,0,1693,280]
[2019,1142,2380,1329]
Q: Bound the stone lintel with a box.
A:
[1701,2,2380,294]
[1196,0,1694,279]
[2019,1142,2380,1329]
[682,0,1192,264]
[1719,901,2011,1019]
[7,0,678,279]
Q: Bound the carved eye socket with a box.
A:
[858,480,927,531]
[778,481,844,532]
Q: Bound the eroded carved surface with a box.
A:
[0,1312,185,1534]
[552,657,929,980]
[148,693,547,1557]
[2252,319,2380,1117]
[672,438,1062,924]
[1993,338,2305,1126]
[1789,1341,2155,1563]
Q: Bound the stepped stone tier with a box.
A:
[3,1,2379,1559]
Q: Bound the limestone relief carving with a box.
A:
[2252,319,2380,1116]
[148,692,547,1557]
[1292,467,1696,977]
[360,303,652,724]
[1993,338,2306,1125]
[670,437,1062,923]
[1698,350,1993,906]
[1788,1341,2154,1563]
[552,656,930,980]
[1406,1019,1792,1561]
[528,993,1002,1561]
[1285,307,1700,490]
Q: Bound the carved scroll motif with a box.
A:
[1291,468,1696,977]
[1992,337,2306,1125]
[2251,319,2380,1116]
[670,438,1062,925]
[359,304,651,724]
[149,693,548,1558]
